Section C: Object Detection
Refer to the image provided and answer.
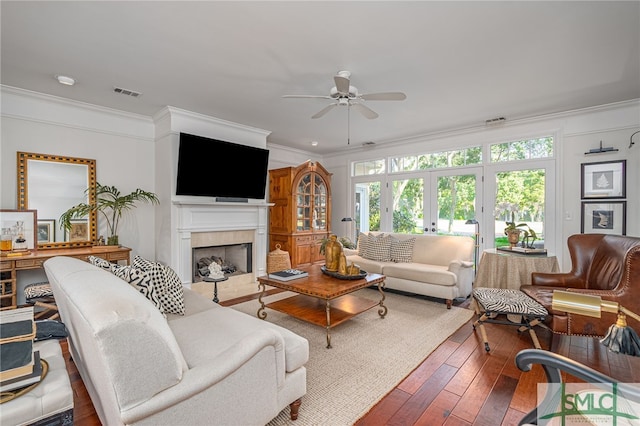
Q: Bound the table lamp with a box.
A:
[341,217,353,243]
[552,290,640,356]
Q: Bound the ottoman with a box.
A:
[472,287,548,352]
[0,339,73,425]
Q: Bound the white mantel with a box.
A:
[172,201,271,284]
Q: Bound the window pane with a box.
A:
[355,182,381,235]
[494,169,546,247]
[391,178,424,234]
[437,174,477,235]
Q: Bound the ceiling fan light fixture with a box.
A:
[55,75,75,86]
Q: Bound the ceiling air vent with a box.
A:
[362,141,376,147]
[113,86,142,98]
[485,117,506,125]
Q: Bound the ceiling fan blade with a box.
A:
[334,74,350,95]
[282,95,332,99]
[360,92,407,101]
[351,103,379,119]
[311,104,337,119]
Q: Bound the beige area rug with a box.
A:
[231,288,474,425]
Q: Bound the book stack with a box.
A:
[0,306,41,391]
[268,269,309,281]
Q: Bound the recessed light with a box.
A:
[55,75,75,86]
[311,141,318,147]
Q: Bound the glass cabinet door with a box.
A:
[295,172,328,232]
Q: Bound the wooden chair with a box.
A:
[24,282,59,320]
[520,234,640,337]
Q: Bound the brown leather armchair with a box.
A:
[520,234,640,337]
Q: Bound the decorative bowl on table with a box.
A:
[320,265,367,280]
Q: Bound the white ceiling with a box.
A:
[2,1,639,154]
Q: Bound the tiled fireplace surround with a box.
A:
[173,202,270,287]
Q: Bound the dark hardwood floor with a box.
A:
[59,293,640,426]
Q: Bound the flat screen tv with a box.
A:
[176,132,270,200]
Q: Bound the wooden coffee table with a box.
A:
[257,267,387,348]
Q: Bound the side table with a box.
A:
[474,248,559,289]
[0,339,74,425]
[202,276,228,303]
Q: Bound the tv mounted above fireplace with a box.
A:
[176,132,270,200]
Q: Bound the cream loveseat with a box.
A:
[44,256,309,426]
[345,232,474,308]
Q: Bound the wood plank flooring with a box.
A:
[59,292,640,426]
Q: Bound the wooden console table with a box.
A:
[1,246,130,310]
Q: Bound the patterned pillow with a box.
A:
[390,237,416,263]
[133,256,185,315]
[110,264,166,317]
[364,233,392,262]
[357,233,370,257]
[88,255,112,270]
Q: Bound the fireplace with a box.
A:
[192,243,253,283]
[172,201,270,287]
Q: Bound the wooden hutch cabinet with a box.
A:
[268,161,332,268]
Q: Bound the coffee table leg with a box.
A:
[257,282,268,320]
[377,281,388,318]
[325,299,332,349]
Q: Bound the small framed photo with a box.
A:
[37,219,55,243]
[581,201,626,235]
[581,160,626,199]
[0,209,37,251]
[66,219,89,242]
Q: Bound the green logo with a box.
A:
[538,383,640,425]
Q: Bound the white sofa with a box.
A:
[44,256,309,426]
[345,232,474,308]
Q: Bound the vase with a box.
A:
[107,235,119,246]
[324,235,342,272]
[506,230,521,247]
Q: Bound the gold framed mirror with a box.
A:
[17,152,97,249]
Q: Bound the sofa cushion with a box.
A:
[88,255,112,270]
[364,233,392,262]
[383,263,458,286]
[357,233,370,257]
[344,255,390,274]
[168,305,309,374]
[390,237,416,263]
[110,264,166,317]
[133,256,185,315]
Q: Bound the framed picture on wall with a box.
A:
[0,209,37,251]
[65,219,89,242]
[581,201,626,235]
[581,160,626,199]
[37,219,55,243]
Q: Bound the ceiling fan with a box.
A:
[282,70,406,119]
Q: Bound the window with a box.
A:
[389,147,482,173]
[353,160,385,176]
[490,137,553,162]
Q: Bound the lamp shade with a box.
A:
[341,217,353,222]
[551,291,619,318]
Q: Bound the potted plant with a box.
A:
[504,212,527,247]
[60,183,159,246]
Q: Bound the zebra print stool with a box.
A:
[472,287,548,352]
[24,282,59,320]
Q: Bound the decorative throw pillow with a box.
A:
[390,237,416,263]
[110,264,166,317]
[133,256,185,315]
[88,255,112,270]
[364,233,392,262]
[357,233,370,257]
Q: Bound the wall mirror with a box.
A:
[17,152,97,249]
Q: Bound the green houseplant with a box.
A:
[60,183,159,246]
[504,212,527,247]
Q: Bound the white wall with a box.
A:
[1,87,157,260]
